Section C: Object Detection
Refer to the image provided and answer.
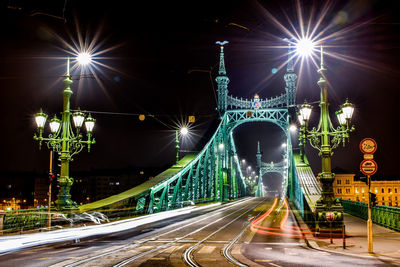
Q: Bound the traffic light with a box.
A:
[49,172,55,182]
[370,192,377,207]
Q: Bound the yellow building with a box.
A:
[333,174,400,207]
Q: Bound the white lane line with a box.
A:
[197,246,216,254]
[65,198,253,267]
[114,199,256,267]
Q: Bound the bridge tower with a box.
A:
[215,41,230,117]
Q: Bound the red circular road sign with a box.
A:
[360,138,377,154]
[360,159,378,176]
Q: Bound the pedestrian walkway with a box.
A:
[297,211,400,264]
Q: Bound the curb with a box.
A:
[288,202,386,260]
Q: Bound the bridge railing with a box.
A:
[340,199,400,232]
[2,208,48,233]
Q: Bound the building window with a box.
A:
[346,188,350,194]
[337,188,342,194]
[362,188,365,193]
[355,188,359,194]
[395,196,398,201]
[375,188,378,194]
[345,179,350,184]
[395,188,398,193]
[382,188,384,193]
[382,197,385,201]
[337,180,341,185]
[388,188,392,193]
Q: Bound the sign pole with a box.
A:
[367,174,373,253]
[360,138,377,254]
[47,150,53,229]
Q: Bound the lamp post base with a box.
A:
[55,176,77,210]
[315,199,344,235]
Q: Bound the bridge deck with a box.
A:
[79,154,197,212]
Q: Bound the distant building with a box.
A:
[333,173,400,207]
[0,171,36,210]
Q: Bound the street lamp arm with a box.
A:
[303,123,355,153]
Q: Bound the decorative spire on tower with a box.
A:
[215,41,230,116]
[284,41,298,108]
[256,141,262,172]
[255,141,264,197]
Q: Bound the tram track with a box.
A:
[222,197,279,267]
[113,199,261,267]
[64,197,254,267]
[182,200,265,267]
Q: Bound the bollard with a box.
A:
[0,210,5,235]
[342,225,346,249]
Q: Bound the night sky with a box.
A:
[1,0,399,185]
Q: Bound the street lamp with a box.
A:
[33,55,96,210]
[296,45,355,230]
[175,126,189,165]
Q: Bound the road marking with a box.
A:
[269,263,282,267]
[149,257,165,260]
[198,246,216,254]
[137,246,153,250]
[163,245,183,253]
[318,251,330,255]
[265,247,272,250]
[255,259,272,262]
[284,248,298,255]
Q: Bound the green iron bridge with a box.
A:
[78,41,327,231]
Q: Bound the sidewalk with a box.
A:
[295,210,400,263]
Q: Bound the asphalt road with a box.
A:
[0,197,395,266]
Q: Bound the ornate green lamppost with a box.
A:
[34,56,96,210]
[298,46,355,232]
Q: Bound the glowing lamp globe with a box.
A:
[299,101,313,121]
[49,115,61,133]
[296,38,315,57]
[218,143,225,151]
[297,112,305,126]
[336,110,346,125]
[84,114,96,133]
[72,110,85,128]
[180,126,189,136]
[77,52,92,65]
[341,99,355,120]
[34,109,47,129]
[290,124,298,132]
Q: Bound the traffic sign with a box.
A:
[363,154,374,160]
[360,159,378,176]
[360,138,377,154]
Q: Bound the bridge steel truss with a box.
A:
[144,108,290,213]
[80,41,319,222]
